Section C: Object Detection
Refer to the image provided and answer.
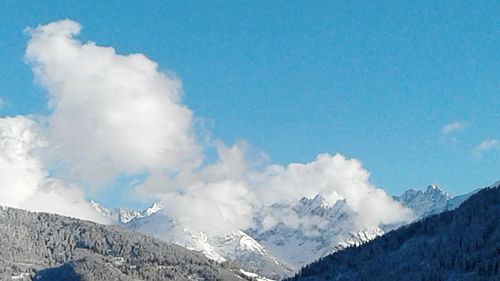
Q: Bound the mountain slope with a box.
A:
[113,195,388,278]
[122,211,294,280]
[287,184,500,281]
[92,184,470,279]
[0,206,244,281]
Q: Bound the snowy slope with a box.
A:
[128,214,293,280]
[92,202,292,279]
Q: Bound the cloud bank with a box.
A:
[0,19,412,234]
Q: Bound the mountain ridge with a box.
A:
[91,183,477,279]
[287,183,500,280]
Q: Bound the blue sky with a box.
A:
[0,1,498,207]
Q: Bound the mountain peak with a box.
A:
[427,183,440,190]
[145,201,164,216]
[394,184,453,219]
[90,200,164,224]
[312,194,330,208]
[298,194,330,209]
[425,184,452,199]
[90,200,112,217]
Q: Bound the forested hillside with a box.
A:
[0,206,243,281]
[288,185,500,281]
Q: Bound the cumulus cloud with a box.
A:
[0,116,107,223]
[472,139,500,158]
[1,19,413,234]
[25,19,201,186]
[138,141,250,193]
[252,154,413,228]
[134,141,257,235]
[442,121,466,135]
[152,151,412,235]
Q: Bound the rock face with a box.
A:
[0,206,243,281]
[287,185,500,281]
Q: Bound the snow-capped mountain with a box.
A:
[393,184,452,218]
[393,184,474,219]
[90,200,163,224]
[91,184,476,280]
[249,195,384,269]
[288,185,500,281]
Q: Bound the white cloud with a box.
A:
[0,116,107,223]
[151,151,412,235]
[472,139,500,158]
[0,19,414,234]
[252,153,413,228]
[161,180,257,235]
[134,141,256,235]
[25,19,201,186]
[442,121,466,135]
[0,116,43,206]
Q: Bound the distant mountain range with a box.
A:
[287,182,500,281]
[0,181,489,281]
[92,183,477,280]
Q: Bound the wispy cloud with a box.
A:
[472,139,500,158]
[442,121,466,135]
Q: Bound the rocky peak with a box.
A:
[425,184,452,199]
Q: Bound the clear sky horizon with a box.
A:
[0,1,498,209]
